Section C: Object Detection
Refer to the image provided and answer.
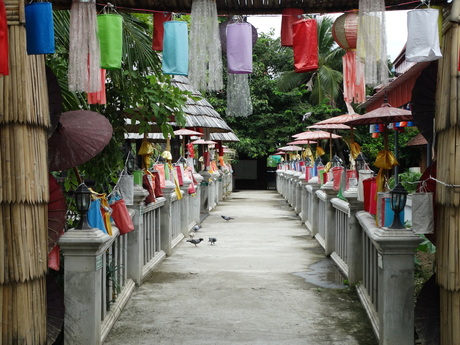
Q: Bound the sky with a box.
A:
[247,10,408,62]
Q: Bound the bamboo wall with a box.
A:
[0,0,49,343]
[435,2,460,344]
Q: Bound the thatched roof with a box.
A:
[50,0,447,14]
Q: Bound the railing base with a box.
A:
[315,233,326,251]
[142,251,166,281]
[101,279,136,344]
[330,252,348,278]
[171,234,184,249]
[356,284,379,341]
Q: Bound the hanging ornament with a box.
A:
[406,8,442,62]
[292,18,319,73]
[332,12,365,106]
[189,0,223,92]
[98,5,123,70]
[68,0,101,93]
[152,12,172,51]
[162,20,188,76]
[281,8,304,47]
[87,69,106,104]
[25,1,55,55]
[226,74,253,117]
[227,21,253,74]
[357,0,389,86]
[0,0,8,75]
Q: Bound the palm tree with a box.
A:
[278,16,344,107]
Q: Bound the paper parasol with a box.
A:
[48,174,66,253]
[173,128,203,136]
[48,110,113,171]
[190,139,217,145]
[293,130,342,140]
[287,140,317,145]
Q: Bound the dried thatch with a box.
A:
[49,0,447,15]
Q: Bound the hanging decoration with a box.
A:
[357,0,388,86]
[0,0,8,75]
[226,73,252,117]
[87,69,107,104]
[68,0,101,93]
[226,21,253,74]
[281,8,304,47]
[406,8,442,62]
[162,20,188,76]
[97,5,123,69]
[189,0,223,92]
[292,18,319,73]
[152,12,172,51]
[25,1,55,55]
[332,12,365,108]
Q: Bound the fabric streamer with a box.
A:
[292,19,319,73]
[152,12,172,51]
[0,0,8,75]
[162,21,188,76]
[98,12,123,69]
[280,8,304,47]
[406,8,442,62]
[87,69,107,104]
[25,1,55,55]
[357,0,388,87]
[68,0,101,93]
[226,73,252,117]
[189,0,223,92]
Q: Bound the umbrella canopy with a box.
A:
[293,130,342,140]
[48,174,66,253]
[48,110,113,171]
[287,140,317,145]
[47,275,65,345]
[278,145,303,151]
[314,113,361,125]
[308,123,352,130]
[174,128,203,136]
[191,139,217,145]
[345,101,412,126]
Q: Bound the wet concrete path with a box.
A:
[103,190,377,345]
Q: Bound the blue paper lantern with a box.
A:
[25,2,55,55]
[162,21,188,76]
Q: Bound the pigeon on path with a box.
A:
[208,237,217,245]
[186,238,203,247]
[221,215,234,221]
[193,225,202,231]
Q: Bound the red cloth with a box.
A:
[280,8,304,47]
[48,245,60,271]
[110,199,135,235]
[152,12,171,51]
[343,51,365,104]
[292,19,318,73]
[332,167,343,191]
[0,0,8,75]
[87,69,106,104]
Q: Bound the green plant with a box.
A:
[388,171,422,194]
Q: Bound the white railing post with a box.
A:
[160,180,176,256]
[59,228,112,345]
[126,185,148,285]
[318,183,338,256]
[306,177,321,237]
[193,173,204,224]
[199,170,211,218]
[294,171,302,214]
[180,177,193,236]
[300,177,309,224]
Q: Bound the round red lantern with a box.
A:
[332,12,358,50]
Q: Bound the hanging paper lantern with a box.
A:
[25,2,55,55]
[0,0,8,75]
[68,0,101,93]
[152,12,172,51]
[281,8,304,47]
[98,13,123,69]
[226,22,253,74]
[219,18,257,53]
[292,19,318,73]
[332,12,365,105]
[406,8,442,62]
[162,21,188,76]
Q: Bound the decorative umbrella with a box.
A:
[277,145,303,151]
[46,66,63,138]
[287,140,316,145]
[173,128,203,136]
[46,275,65,345]
[191,139,217,145]
[308,123,352,130]
[48,110,113,172]
[314,113,361,125]
[48,174,66,253]
[293,130,342,140]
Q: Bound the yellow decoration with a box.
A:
[316,146,325,157]
[374,150,398,192]
[350,142,361,159]
[161,150,172,161]
[324,161,332,173]
[138,140,154,155]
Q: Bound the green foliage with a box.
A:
[388,171,422,194]
[417,234,436,254]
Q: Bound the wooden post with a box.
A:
[0,0,49,343]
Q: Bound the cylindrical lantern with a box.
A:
[292,19,318,73]
[406,8,442,62]
[281,8,304,47]
[152,12,172,51]
[25,2,55,55]
[0,0,8,75]
[162,21,188,76]
[98,14,123,69]
[226,22,253,74]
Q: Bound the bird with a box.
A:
[192,225,202,231]
[189,231,195,239]
[186,238,203,247]
[208,237,217,245]
[221,215,234,221]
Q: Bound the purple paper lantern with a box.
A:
[226,22,253,74]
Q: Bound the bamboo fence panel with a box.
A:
[0,277,47,344]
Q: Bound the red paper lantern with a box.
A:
[281,8,304,47]
[0,0,8,75]
[152,12,171,51]
[292,19,318,73]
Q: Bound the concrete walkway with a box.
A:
[103,190,377,345]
